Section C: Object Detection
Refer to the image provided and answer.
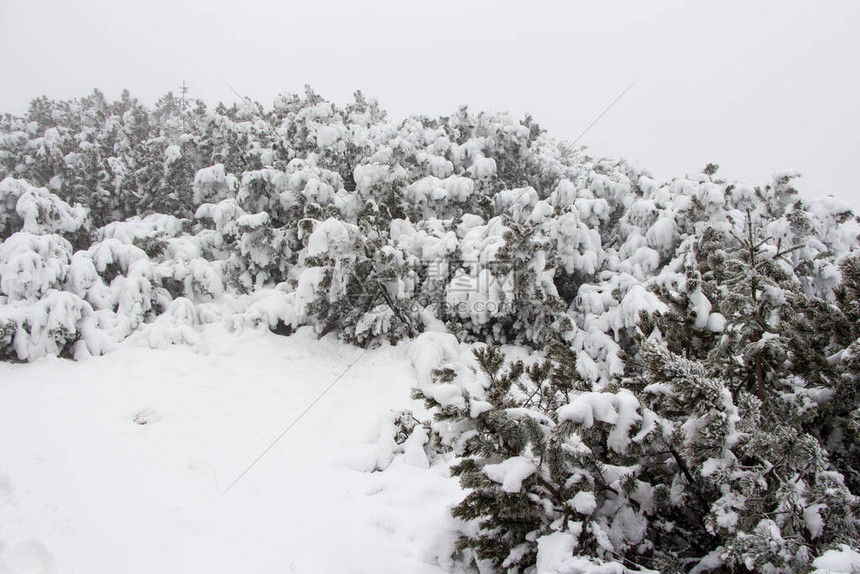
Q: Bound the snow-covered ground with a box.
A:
[0,326,463,574]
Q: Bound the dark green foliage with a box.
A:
[450,217,568,346]
[3,84,860,570]
[1,87,586,349]
[414,344,642,571]
[303,224,418,347]
[412,225,860,572]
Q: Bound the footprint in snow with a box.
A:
[131,408,161,426]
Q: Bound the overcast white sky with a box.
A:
[1,0,858,209]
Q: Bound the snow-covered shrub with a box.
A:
[445,217,567,345]
[409,340,646,572]
[3,84,860,572]
[0,177,28,238]
[633,340,858,572]
[79,238,171,338]
[409,326,859,572]
[302,217,418,346]
[0,290,109,361]
[236,168,290,220]
[195,199,294,292]
[232,212,293,290]
[157,256,225,302]
[97,213,187,245]
[404,175,475,220]
[0,177,88,240]
[0,232,73,300]
[192,163,237,206]
[406,229,860,572]
[129,296,207,352]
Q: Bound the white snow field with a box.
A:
[0,325,464,574]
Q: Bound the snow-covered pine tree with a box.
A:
[632,220,860,570]
[412,340,658,572]
[409,218,860,572]
[301,217,418,346]
[444,217,568,346]
[636,338,859,571]
[785,253,860,494]
[684,214,858,489]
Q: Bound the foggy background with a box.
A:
[2,0,857,209]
